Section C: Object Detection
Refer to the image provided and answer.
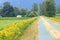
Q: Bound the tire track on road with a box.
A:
[42,17,60,40]
[38,16,54,40]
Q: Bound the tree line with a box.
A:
[0,0,58,17]
[56,5,60,14]
[0,2,39,17]
[40,0,56,17]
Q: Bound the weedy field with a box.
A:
[0,17,37,40]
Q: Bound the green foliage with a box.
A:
[20,8,28,17]
[0,20,18,30]
[32,3,38,11]
[2,2,15,17]
[26,11,38,17]
[45,0,56,17]
[26,3,39,17]
[14,7,20,16]
[0,17,31,30]
[40,0,56,17]
[0,2,28,17]
[47,15,60,22]
[0,17,37,40]
[56,5,60,14]
[0,2,39,17]
[40,2,46,15]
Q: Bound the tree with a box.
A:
[45,0,56,17]
[40,2,46,16]
[40,0,56,17]
[20,8,28,17]
[0,8,3,16]
[14,7,20,16]
[32,3,38,11]
[27,3,39,17]
[2,2,15,17]
[26,10,38,17]
[56,5,60,14]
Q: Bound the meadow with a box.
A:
[0,17,30,20]
[0,17,37,40]
[0,17,30,30]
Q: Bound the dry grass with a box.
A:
[50,19,60,26]
[21,17,40,40]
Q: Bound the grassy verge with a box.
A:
[0,17,37,40]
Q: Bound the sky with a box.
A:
[0,0,60,10]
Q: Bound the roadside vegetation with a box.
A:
[21,17,40,40]
[0,17,30,20]
[0,17,31,30]
[47,15,60,22]
[0,17,37,40]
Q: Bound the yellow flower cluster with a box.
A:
[0,17,37,40]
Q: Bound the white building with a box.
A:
[16,15,22,18]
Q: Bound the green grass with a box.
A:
[54,16,60,22]
[0,20,20,30]
[0,17,31,30]
[0,17,37,40]
[0,17,30,20]
[47,15,60,22]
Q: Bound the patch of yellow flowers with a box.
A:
[0,17,37,40]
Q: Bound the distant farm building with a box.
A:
[16,15,22,18]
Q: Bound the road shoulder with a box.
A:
[21,17,40,40]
